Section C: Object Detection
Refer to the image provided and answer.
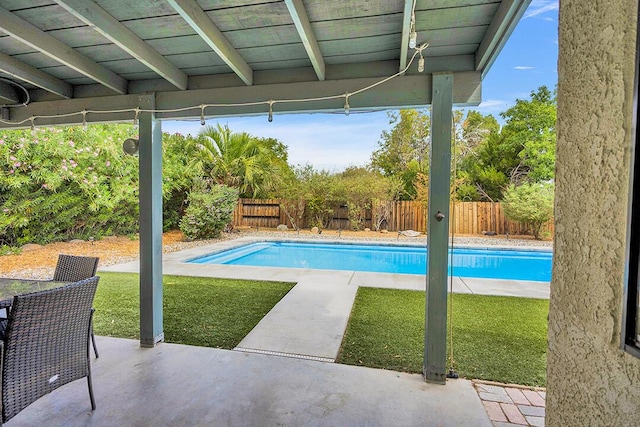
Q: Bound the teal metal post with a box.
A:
[138,94,164,347]
[424,73,453,383]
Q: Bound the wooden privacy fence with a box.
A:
[232,199,554,236]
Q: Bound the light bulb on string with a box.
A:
[82,110,88,130]
[200,105,206,126]
[409,30,417,49]
[344,93,350,116]
[30,117,36,136]
[268,100,274,122]
[418,53,425,73]
[132,108,140,129]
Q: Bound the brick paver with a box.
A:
[500,403,528,425]
[522,389,546,407]
[474,381,546,427]
[483,401,508,422]
[505,388,530,405]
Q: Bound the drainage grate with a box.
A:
[234,347,334,363]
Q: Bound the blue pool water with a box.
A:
[189,241,552,282]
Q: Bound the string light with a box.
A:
[344,92,350,116]
[30,117,35,135]
[132,108,140,128]
[0,46,429,128]
[408,2,417,49]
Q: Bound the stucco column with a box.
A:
[138,94,164,347]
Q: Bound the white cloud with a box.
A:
[514,66,534,70]
[524,0,558,19]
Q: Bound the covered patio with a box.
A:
[5,336,490,426]
[0,0,587,425]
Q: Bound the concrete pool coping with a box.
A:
[101,236,551,299]
[100,236,550,361]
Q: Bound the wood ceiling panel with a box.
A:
[3,1,55,11]
[146,35,212,55]
[312,15,402,41]
[0,36,36,55]
[250,58,311,71]
[96,58,154,75]
[324,50,398,65]
[164,51,226,68]
[415,3,499,31]
[12,4,87,31]
[39,65,87,80]
[205,2,293,31]
[319,34,400,57]
[119,15,197,40]
[240,44,308,63]
[304,0,404,22]
[10,52,61,69]
[420,26,488,53]
[46,27,114,48]
[223,25,301,49]
[95,0,180,21]
[75,45,136,62]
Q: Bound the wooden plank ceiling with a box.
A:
[0,0,530,127]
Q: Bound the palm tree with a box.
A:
[190,124,288,198]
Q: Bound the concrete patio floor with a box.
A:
[6,336,492,427]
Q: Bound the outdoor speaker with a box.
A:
[122,138,139,156]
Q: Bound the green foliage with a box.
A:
[190,124,291,198]
[179,179,239,240]
[0,125,199,245]
[339,166,401,230]
[92,272,294,348]
[455,87,557,201]
[502,182,554,239]
[302,167,343,229]
[371,110,430,199]
[0,125,140,245]
[338,288,549,386]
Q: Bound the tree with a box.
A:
[499,86,557,184]
[455,87,557,201]
[370,109,430,199]
[338,166,401,230]
[502,182,554,239]
[190,124,290,198]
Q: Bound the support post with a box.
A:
[138,94,164,347]
[424,73,453,384]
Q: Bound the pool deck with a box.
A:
[101,236,550,363]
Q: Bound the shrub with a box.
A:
[502,182,554,239]
[179,180,238,240]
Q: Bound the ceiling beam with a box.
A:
[475,0,531,77]
[284,0,325,81]
[166,0,253,86]
[0,80,20,105]
[0,71,481,128]
[0,5,127,94]
[54,0,188,90]
[399,0,414,71]
[0,51,73,99]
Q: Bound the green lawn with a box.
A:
[93,272,294,349]
[337,287,549,386]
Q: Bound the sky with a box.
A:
[162,0,558,172]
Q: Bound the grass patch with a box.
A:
[93,272,294,349]
[337,287,548,386]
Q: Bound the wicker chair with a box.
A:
[0,276,99,424]
[53,254,100,358]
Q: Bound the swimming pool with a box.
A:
[188,241,552,282]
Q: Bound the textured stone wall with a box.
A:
[547,0,640,425]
